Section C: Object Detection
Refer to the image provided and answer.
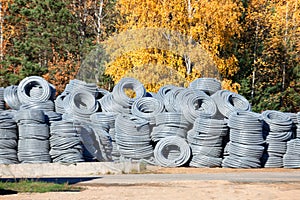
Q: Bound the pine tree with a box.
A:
[2,0,80,89]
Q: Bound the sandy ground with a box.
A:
[1,168,300,200]
[2,181,300,200]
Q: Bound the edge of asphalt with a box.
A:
[1,162,300,186]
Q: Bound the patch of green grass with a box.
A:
[0,180,82,193]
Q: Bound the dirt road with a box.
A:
[1,168,300,200]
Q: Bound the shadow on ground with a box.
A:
[0,177,101,184]
[0,189,18,195]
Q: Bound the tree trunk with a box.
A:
[251,22,259,101]
[282,1,289,92]
[96,0,104,45]
[0,1,3,61]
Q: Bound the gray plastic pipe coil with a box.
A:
[16,109,51,163]
[297,113,300,138]
[284,138,300,168]
[155,85,175,102]
[4,86,21,110]
[44,111,62,124]
[222,111,264,168]
[154,136,191,167]
[112,77,146,108]
[55,93,67,114]
[0,111,18,164]
[14,109,46,124]
[68,79,98,96]
[182,91,217,123]
[90,112,117,130]
[56,79,99,117]
[90,112,119,161]
[151,112,190,142]
[212,90,251,118]
[115,114,153,160]
[131,97,165,125]
[262,110,293,168]
[187,116,227,168]
[189,78,221,95]
[99,93,131,114]
[17,76,55,104]
[20,100,55,111]
[0,88,5,110]
[88,125,113,161]
[262,110,293,132]
[49,120,84,163]
[79,124,112,162]
[63,90,99,122]
[163,86,185,112]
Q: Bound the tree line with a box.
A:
[0,0,299,112]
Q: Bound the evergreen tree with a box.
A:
[2,0,80,87]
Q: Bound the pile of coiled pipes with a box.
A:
[0,88,4,110]
[188,116,228,168]
[262,110,293,168]
[15,109,51,163]
[223,111,264,168]
[0,111,18,164]
[0,75,299,169]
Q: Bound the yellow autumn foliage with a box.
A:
[245,0,300,93]
[104,0,244,92]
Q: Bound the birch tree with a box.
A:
[105,0,243,92]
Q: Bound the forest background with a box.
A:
[0,0,299,112]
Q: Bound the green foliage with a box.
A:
[236,0,300,112]
[1,0,81,87]
[0,179,82,193]
[0,0,299,111]
[0,0,117,89]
